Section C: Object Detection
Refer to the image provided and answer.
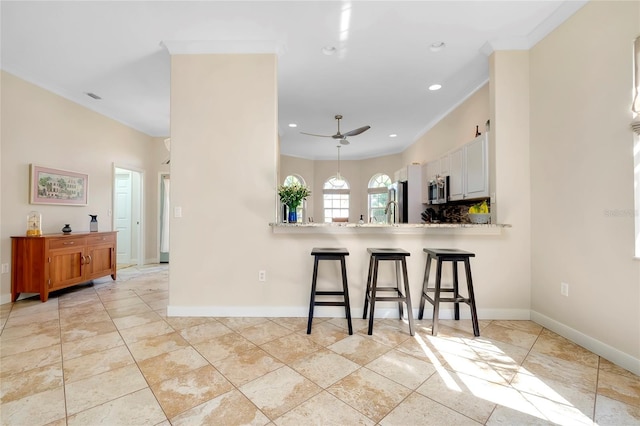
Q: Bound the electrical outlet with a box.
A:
[1,264,8,274]
[258,270,266,282]
[560,282,569,297]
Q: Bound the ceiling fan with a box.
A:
[301,114,370,145]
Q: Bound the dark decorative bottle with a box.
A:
[62,224,72,234]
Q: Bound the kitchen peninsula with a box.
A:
[270,222,510,234]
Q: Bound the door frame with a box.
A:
[112,163,144,267]
[157,172,170,263]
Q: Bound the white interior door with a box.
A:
[115,170,133,265]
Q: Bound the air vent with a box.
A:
[85,92,102,100]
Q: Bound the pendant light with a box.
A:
[335,145,345,185]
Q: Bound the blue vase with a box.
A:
[288,209,297,223]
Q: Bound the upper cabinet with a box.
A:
[424,133,489,203]
[464,133,489,199]
[448,146,465,201]
[421,159,438,203]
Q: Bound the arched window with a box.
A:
[368,173,391,223]
[323,176,350,222]
[282,174,306,223]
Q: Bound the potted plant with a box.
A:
[278,183,311,223]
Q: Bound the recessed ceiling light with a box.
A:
[322,46,337,56]
[389,134,397,138]
[85,92,102,100]
[430,42,446,52]
[428,84,442,91]
[288,123,297,128]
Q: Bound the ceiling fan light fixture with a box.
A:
[428,84,442,91]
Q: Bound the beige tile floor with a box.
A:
[1,264,639,425]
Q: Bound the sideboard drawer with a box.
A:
[48,237,87,250]
[86,234,116,245]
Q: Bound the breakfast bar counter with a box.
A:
[269,222,511,235]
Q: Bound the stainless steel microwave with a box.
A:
[428,175,449,205]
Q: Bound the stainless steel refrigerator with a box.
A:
[388,181,408,223]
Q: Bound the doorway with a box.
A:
[114,166,143,268]
[159,174,170,263]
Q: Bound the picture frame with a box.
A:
[29,164,88,206]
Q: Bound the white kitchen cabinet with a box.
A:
[464,134,489,199]
[421,159,440,204]
[438,133,489,202]
[394,167,408,183]
[448,147,464,201]
[439,154,450,176]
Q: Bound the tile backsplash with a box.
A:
[421,198,490,223]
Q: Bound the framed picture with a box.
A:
[29,164,88,206]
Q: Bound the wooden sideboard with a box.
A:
[11,231,117,302]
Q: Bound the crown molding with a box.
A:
[480,0,588,56]
[160,40,286,56]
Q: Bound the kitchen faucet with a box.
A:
[385,200,398,224]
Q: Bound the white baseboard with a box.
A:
[531,310,640,376]
[0,294,12,305]
[167,305,530,321]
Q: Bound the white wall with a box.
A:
[168,53,279,308]
[529,1,640,368]
[0,71,167,304]
[280,153,402,223]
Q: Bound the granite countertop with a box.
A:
[269,222,511,234]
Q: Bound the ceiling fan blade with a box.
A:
[300,131,333,138]
[342,125,371,137]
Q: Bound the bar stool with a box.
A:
[362,248,414,336]
[419,248,479,336]
[308,248,353,335]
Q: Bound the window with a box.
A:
[282,174,306,223]
[368,173,391,223]
[323,176,350,222]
